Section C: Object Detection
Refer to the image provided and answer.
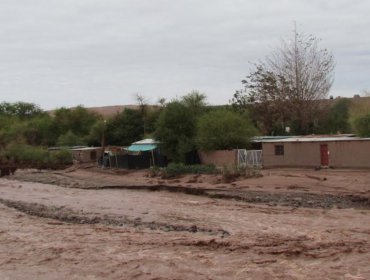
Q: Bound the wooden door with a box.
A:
[320,144,329,166]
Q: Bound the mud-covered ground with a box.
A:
[1,168,370,279]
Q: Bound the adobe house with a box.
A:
[70,147,104,163]
[261,136,370,168]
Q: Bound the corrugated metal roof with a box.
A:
[252,136,293,142]
[261,137,370,143]
[70,147,103,151]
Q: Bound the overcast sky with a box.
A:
[0,0,369,109]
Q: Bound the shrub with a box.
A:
[161,163,218,178]
[3,144,72,169]
[57,130,86,147]
[196,110,257,151]
[49,149,73,166]
[154,101,196,163]
[353,113,370,137]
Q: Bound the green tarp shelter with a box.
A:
[126,139,159,152]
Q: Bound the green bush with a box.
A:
[3,144,72,169]
[57,130,86,147]
[49,149,73,166]
[154,101,196,163]
[353,113,370,137]
[196,110,257,151]
[162,163,218,178]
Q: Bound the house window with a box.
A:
[275,145,284,155]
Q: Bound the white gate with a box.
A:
[237,149,262,167]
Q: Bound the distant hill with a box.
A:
[85,105,139,118]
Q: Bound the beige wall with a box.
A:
[328,141,370,168]
[263,140,370,168]
[72,148,103,163]
[199,150,237,167]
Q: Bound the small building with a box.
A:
[107,139,166,169]
[261,136,370,168]
[70,147,104,163]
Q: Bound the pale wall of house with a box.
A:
[263,142,320,167]
[263,141,370,168]
[72,148,103,163]
[328,141,370,168]
[199,150,237,167]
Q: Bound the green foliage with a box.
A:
[230,90,250,114]
[49,149,73,166]
[154,101,196,162]
[317,98,351,134]
[0,102,44,119]
[349,97,370,128]
[181,91,207,117]
[106,109,143,146]
[145,108,162,136]
[23,115,58,146]
[0,116,26,146]
[353,114,370,137]
[57,130,86,147]
[85,120,106,146]
[2,144,72,169]
[196,110,257,151]
[52,106,101,137]
[0,114,59,147]
[162,163,218,178]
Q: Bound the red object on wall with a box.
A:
[320,144,329,166]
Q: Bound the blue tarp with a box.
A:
[127,144,157,152]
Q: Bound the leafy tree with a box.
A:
[105,109,143,146]
[0,102,44,119]
[154,101,196,162]
[196,110,257,151]
[0,118,26,147]
[52,106,101,137]
[235,27,335,135]
[85,120,106,146]
[57,130,86,147]
[317,98,351,134]
[349,96,370,127]
[230,90,250,114]
[145,108,161,136]
[181,91,207,117]
[353,114,370,137]
[134,93,150,135]
[23,115,58,146]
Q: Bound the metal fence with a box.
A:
[237,149,262,167]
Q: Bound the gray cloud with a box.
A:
[0,0,369,109]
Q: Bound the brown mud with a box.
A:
[95,184,370,209]
[1,168,370,279]
[0,198,229,237]
[12,169,370,209]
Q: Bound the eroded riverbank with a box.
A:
[1,168,370,279]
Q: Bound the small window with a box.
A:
[275,145,284,156]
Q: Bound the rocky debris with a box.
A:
[0,198,230,237]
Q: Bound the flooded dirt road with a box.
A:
[1,169,370,279]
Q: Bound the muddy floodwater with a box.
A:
[1,168,370,279]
